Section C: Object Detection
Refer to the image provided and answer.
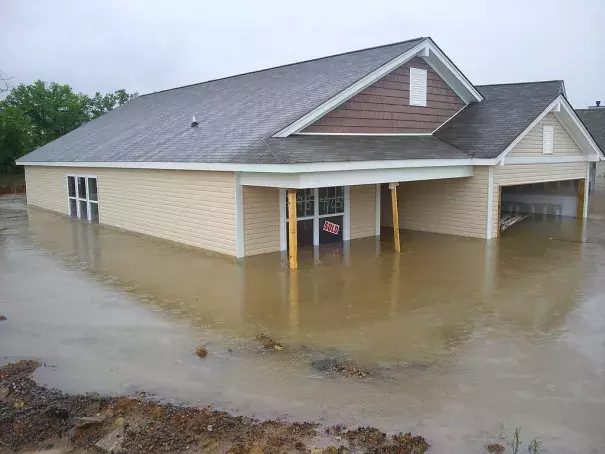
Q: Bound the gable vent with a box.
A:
[409,67,427,107]
[542,124,554,154]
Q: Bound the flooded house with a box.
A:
[16,37,603,267]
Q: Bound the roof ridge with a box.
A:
[477,80,563,88]
[138,37,426,98]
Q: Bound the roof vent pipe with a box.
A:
[597,101,601,107]
[191,116,199,127]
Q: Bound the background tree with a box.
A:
[0,80,136,173]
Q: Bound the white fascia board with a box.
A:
[504,156,596,164]
[423,40,484,104]
[240,165,473,189]
[17,158,496,173]
[272,38,482,137]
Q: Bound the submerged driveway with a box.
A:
[1,194,604,453]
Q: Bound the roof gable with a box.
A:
[435,81,565,158]
[301,57,465,134]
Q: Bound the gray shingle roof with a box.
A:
[435,80,565,158]
[263,136,468,163]
[576,108,605,154]
[18,38,425,165]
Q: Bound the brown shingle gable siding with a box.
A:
[303,57,465,134]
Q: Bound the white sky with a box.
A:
[1,0,604,108]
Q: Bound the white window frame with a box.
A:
[283,186,349,247]
[66,174,99,221]
[542,124,554,154]
[409,67,428,107]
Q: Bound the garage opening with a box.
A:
[498,179,585,235]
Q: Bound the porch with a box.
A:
[240,163,482,266]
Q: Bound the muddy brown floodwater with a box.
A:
[1,190,604,453]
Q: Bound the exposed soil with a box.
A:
[0,361,430,453]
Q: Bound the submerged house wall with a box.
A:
[24,166,238,256]
[382,168,490,239]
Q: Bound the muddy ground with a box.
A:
[0,361,430,453]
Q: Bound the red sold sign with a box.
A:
[322,220,340,235]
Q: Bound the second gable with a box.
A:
[302,57,465,134]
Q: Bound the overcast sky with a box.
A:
[1,0,604,108]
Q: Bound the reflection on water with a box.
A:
[1,194,604,453]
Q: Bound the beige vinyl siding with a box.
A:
[382,168,489,238]
[25,166,69,214]
[243,186,281,256]
[490,162,588,236]
[23,166,238,256]
[508,113,583,157]
[350,184,377,240]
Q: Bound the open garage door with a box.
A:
[498,179,586,235]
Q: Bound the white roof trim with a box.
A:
[17,154,595,173]
[496,94,604,163]
[17,158,497,173]
[423,39,484,104]
[273,38,482,137]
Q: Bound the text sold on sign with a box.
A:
[322,220,340,235]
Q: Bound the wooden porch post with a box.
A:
[577,178,586,219]
[389,182,401,253]
[287,188,298,269]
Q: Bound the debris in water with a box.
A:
[256,333,283,350]
[195,346,208,358]
[0,315,6,321]
[392,432,431,453]
[312,358,369,377]
[486,442,505,453]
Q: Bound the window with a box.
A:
[409,67,427,107]
[285,187,346,247]
[542,125,554,154]
[67,175,99,222]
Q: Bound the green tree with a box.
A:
[0,80,136,172]
[0,106,34,173]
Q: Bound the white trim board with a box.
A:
[240,166,473,189]
[272,38,483,137]
[19,155,598,174]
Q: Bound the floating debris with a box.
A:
[256,333,283,350]
[486,442,505,453]
[312,358,369,377]
[195,346,208,358]
[0,315,6,321]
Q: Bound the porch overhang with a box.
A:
[239,165,473,188]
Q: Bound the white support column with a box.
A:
[486,166,494,238]
[279,188,287,251]
[375,183,381,236]
[584,164,590,218]
[344,186,351,241]
[313,188,319,246]
[235,173,245,258]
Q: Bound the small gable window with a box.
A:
[542,125,554,154]
[409,67,427,107]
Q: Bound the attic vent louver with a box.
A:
[191,116,199,127]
